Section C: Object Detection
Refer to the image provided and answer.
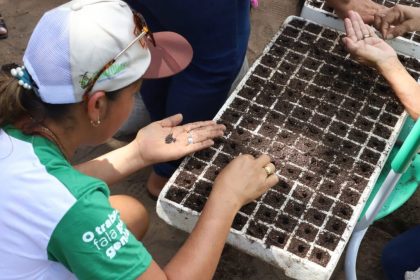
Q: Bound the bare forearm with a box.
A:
[377,58,420,120]
[163,191,241,280]
[74,141,148,186]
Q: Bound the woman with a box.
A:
[343,10,420,280]
[0,1,278,279]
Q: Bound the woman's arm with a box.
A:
[343,10,420,119]
[377,57,420,119]
[75,114,225,185]
[139,155,279,280]
[374,4,420,40]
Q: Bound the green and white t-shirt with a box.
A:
[0,126,152,279]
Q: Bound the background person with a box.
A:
[343,10,420,279]
[123,0,251,197]
[0,1,278,279]
[373,4,420,40]
[326,0,387,23]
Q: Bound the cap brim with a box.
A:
[142,31,193,79]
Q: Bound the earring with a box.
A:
[90,117,101,127]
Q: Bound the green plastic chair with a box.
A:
[345,117,420,280]
[360,117,420,221]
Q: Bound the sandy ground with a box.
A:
[1,0,419,279]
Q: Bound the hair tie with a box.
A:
[10,66,33,90]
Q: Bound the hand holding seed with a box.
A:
[343,10,398,69]
[133,114,226,165]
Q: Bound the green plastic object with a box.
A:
[360,117,420,221]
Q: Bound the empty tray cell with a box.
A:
[222,139,247,156]
[280,164,303,180]
[275,213,299,233]
[263,190,287,208]
[193,180,213,197]
[325,216,347,236]
[338,187,362,206]
[203,165,221,181]
[298,172,322,189]
[311,194,334,212]
[332,202,353,220]
[292,184,315,203]
[220,108,242,125]
[304,208,327,227]
[302,57,321,70]
[174,171,198,189]
[316,231,340,251]
[334,152,354,170]
[184,158,207,176]
[307,158,329,174]
[276,130,299,146]
[194,148,217,162]
[246,221,269,240]
[288,238,310,258]
[309,247,331,267]
[344,174,369,193]
[266,229,289,249]
[232,213,248,231]
[273,178,294,195]
[266,111,287,127]
[295,137,317,153]
[165,187,189,204]
[373,123,393,139]
[246,75,266,90]
[255,205,278,224]
[284,199,306,218]
[250,135,272,152]
[360,148,381,165]
[212,153,233,169]
[254,64,272,78]
[296,222,319,242]
[292,106,313,122]
[239,115,259,131]
[230,127,253,143]
[260,54,278,68]
[347,128,369,145]
[237,86,257,100]
[367,136,387,153]
[379,112,399,127]
[318,179,340,198]
[258,122,280,138]
[354,116,375,132]
[240,201,258,216]
[184,193,207,213]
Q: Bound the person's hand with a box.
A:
[326,0,388,24]
[134,114,225,165]
[343,10,398,69]
[212,154,279,207]
[374,5,420,40]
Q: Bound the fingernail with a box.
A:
[385,34,394,40]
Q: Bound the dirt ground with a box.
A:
[1,0,419,279]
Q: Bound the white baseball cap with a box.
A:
[22,0,193,104]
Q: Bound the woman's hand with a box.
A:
[374,5,420,40]
[212,154,279,207]
[134,114,225,166]
[343,10,398,69]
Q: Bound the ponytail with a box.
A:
[0,67,73,128]
[0,72,27,126]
